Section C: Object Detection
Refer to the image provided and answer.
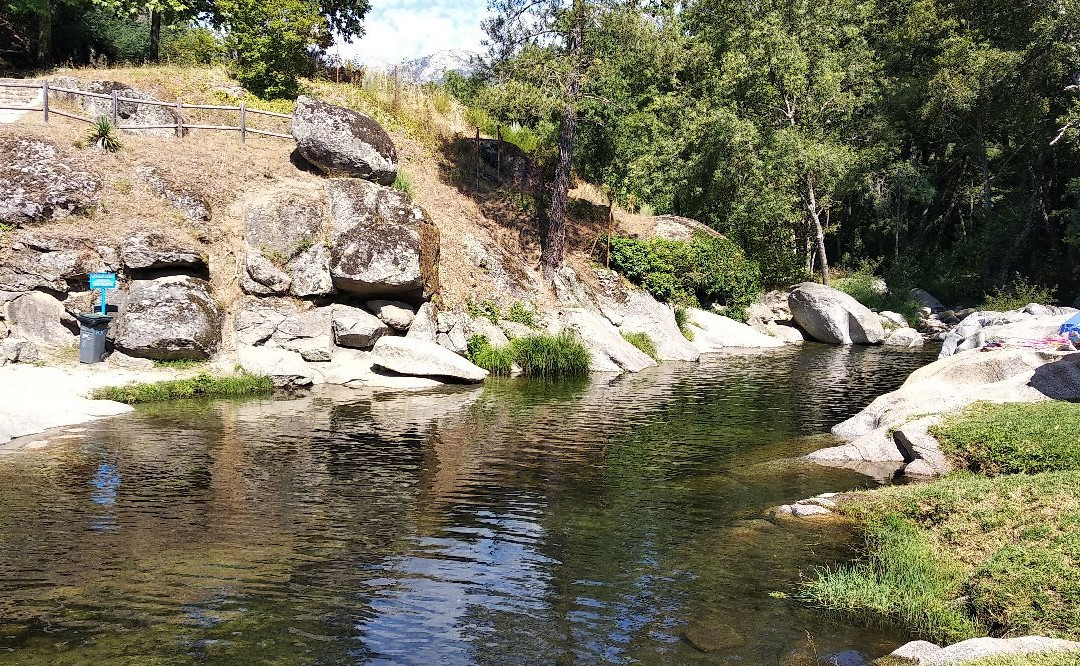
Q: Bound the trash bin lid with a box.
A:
[74,312,113,326]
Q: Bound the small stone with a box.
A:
[366,299,417,331]
[903,459,937,477]
[790,504,831,517]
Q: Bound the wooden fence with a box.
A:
[0,80,291,143]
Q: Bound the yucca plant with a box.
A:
[89,116,122,153]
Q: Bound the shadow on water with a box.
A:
[0,345,936,664]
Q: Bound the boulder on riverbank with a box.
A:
[805,346,1080,476]
[889,636,1080,665]
[788,282,885,345]
[684,308,784,351]
[940,309,1075,358]
[115,276,221,360]
[291,96,397,185]
[559,308,657,373]
[371,336,488,382]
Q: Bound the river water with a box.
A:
[0,345,935,664]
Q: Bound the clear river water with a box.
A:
[0,345,937,665]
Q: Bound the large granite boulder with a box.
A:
[291,96,397,185]
[4,291,74,346]
[684,308,785,351]
[559,308,657,373]
[0,137,100,227]
[237,345,314,388]
[241,181,333,298]
[52,78,179,136]
[367,299,416,331]
[327,179,439,298]
[406,302,438,342]
[908,287,944,312]
[371,336,488,382]
[120,231,205,271]
[271,308,333,362]
[788,282,885,345]
[940,309,1073,358]
[594,287,699,362]
[330,304,388,348]
[889,636,1080,665]
[114,276,221,360]
[806,347,1080,475]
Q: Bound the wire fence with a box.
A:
[0,79,292,143]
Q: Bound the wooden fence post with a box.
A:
[475,127,480,192]
[111,90,118,127]
[176,97,183,139]
[496,125,502,185]
[42,80,49,124]
[239,101,246,145]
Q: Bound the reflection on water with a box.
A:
[0,345,935,664]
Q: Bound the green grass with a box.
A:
[509,332,590,379]
[466,335,514,376]
[621,331,659,360]
[92,372,273,404]
[467,331,591,379]
[932,402,1080,475]
[805,470,1080,644]
[466,298,501,325]
[151,358,206,370]
[673,305,695,341]
[392,170,415,198]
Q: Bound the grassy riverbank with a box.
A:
[92,371,273,403]
[806,401,1080,645]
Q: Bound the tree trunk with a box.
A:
[975,117,992,214]
[36,0,52,67]
[149,10,162,62]
[541,0,584,282]
[806,174,830,287]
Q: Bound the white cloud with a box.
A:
[335,0,490,66]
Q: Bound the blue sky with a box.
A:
[337,0,490,66]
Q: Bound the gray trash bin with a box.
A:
[75,313,112,364]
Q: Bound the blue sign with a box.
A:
[89,272,117,314]
[89,272,117,289]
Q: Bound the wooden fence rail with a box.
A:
[0,80,292,143]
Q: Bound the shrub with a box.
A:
[834,261,922,326]
[932,402,1080,475]
[466,298,501,325]
[504,301,538,328]
[89,117,122,153]
[982,275,1055,312]
[621,331,658,360]
[160,24,224,66]
[508,332,591,378]
[92,372,273,404]
[603,232,761,318]
[392,170,415,198]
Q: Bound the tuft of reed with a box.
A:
[621,331,659,360]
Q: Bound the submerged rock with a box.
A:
[291,96,398,185]
[788,282,885,345]
[114,276,221,360]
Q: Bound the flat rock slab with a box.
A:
[371,336,487,383]
[890,636,1080,665]
[686,307,785,350]
[237,345,314,388]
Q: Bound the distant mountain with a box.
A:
[400,50,477,84]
